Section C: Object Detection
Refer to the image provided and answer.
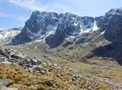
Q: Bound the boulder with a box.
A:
[0,79,11,87]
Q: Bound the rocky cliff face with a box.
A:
[12,11,98,46]
[87,8,122,64]
[45,15,94,47]
[96,8,122,44]
[12,7,122,49]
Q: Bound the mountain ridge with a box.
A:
[12,11,99,46]
[12,7,122,47]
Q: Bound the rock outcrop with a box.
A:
[96,8,122,44]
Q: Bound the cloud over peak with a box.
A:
[8,0,75,14]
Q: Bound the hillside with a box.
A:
[0,46,115,90]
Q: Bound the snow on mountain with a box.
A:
[106,8,122,16]
[100,31,105,35]
[33,30,42,39]
[92,20,99,31]
[12,11,102,47]
[0,28,21,44]
[79,20,99,35]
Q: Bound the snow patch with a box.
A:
[92,20,99,31]
[33,30,42,38]
[73,22,78,26]
[33,28,56,44]
[80,28,92,35]
[0,30,20,39]
[79,20,95,34]
[100,31,105,35]
[0,29,21,44]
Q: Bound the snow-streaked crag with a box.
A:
[12,11,99,46]
[12,7,122,48]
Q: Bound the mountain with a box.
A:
[12,11,100,47]
[0,28,21,45]
[12,8,122,48]
[12,9,122,47]
[10,7,122,65]
[96,8,122,44]
[93,8,122,64]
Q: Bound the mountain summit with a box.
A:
[12,11,100,47]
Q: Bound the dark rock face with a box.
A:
[12,11,59,44]
[46,16,94,47]
[93,43,122,64]
[12,28,34,44]
[45,28,66,48]
[96,8,122,44]
[104,15,122,44]
[91,8,122,64]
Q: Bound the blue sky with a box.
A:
[0,0,122,29]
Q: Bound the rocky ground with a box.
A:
[0,46,114,90]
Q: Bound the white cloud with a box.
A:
[8,0,76,14]
[8,0,42,11]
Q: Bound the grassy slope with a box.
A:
[2,44,122,89]
[0,60,111,90]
